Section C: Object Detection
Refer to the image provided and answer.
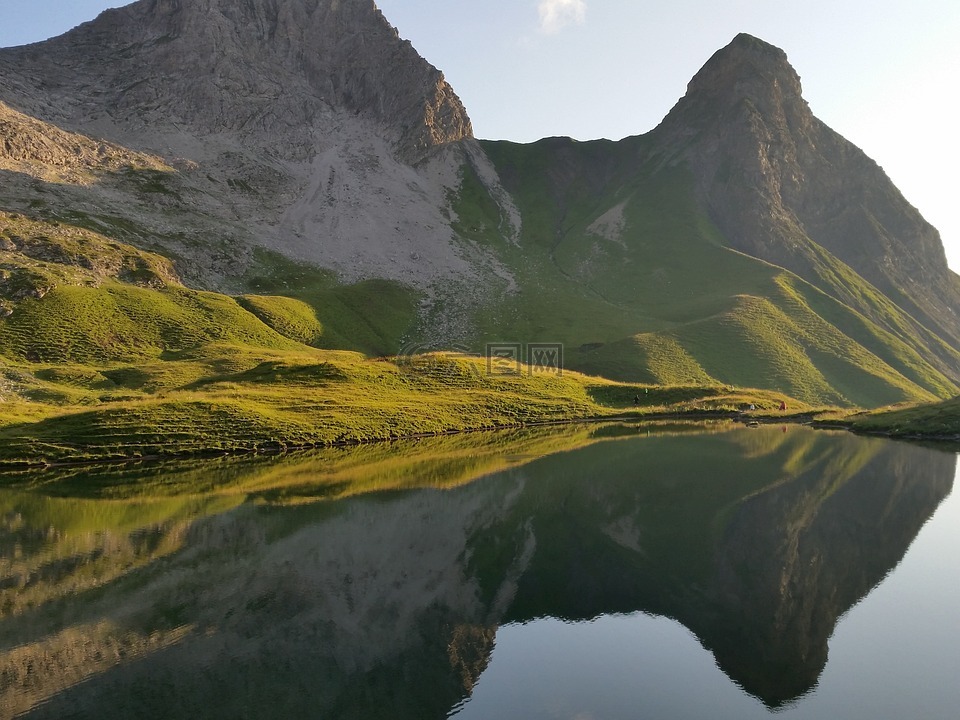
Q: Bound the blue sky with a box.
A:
[2,0,959,271]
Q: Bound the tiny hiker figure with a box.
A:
[779,400,786,411]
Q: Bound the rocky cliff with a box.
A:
[0,0,497,295]
[0,0,471,161]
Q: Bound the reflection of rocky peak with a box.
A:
[0,0,472,162]
[493,428,955,705]
[652,33,960,348]
[699,440,955,706]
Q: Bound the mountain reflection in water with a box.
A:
[0,423,955,719]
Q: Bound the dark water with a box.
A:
[0,422,957,719]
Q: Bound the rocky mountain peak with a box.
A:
[647,33,960,349]
[0,0,472,162]
[656,32,811,144]
[687,34,802,105]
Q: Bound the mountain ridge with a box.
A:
[0,0,473,161]
[0,3,957,408]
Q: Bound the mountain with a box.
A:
[0,0,489,291]
[1,1,958,408]
[649,33,960,357]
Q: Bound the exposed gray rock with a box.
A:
[0,0,505,319]
[0,0,472,162]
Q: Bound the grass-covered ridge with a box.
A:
[459,138,960,407]
[3,139,959,465]
[0,211,177,314]
[0,209,808,466]
[239,248,420,357]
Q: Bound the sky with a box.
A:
[1,0,959,271]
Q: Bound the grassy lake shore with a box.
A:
[0,348,813,468]
[2,345,956,469]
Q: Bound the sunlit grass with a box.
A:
[0,345,812,466]
[844,396,960,439]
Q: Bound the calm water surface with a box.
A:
[0,422,957,719]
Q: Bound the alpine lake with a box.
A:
[2,420,958,719]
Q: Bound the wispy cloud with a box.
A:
[538,0,587,34]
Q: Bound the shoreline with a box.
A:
[2,407,956,473]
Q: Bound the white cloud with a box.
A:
[538,0,587,34]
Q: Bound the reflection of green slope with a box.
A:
[0,464,532,718]
[0,424,609,634]
[0,491,243,620]
[1,423,607,503]
[487,430,816,618]
[0,491,241,534]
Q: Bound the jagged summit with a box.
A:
[654,32,809,145]
[678,33,813,137]
[680,33,805,122]
[0,0,472,161]
[650,33,960,350]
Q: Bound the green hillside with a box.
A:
[2,209,811,465]
[450,138,959,407]
[3,130,960,466]
[845,396,960,440]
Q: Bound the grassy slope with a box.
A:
[0,283,308,364]
[0,339,804,466]
[238,248,420,356]
[468,138,958,407]
[844,396,960,440]
[0,210,808,466]
[3,137,958,464]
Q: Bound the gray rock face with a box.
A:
[0,100,170,177]
[0,0,506,310]
[652,33,960,348]
[0,0,472,162]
